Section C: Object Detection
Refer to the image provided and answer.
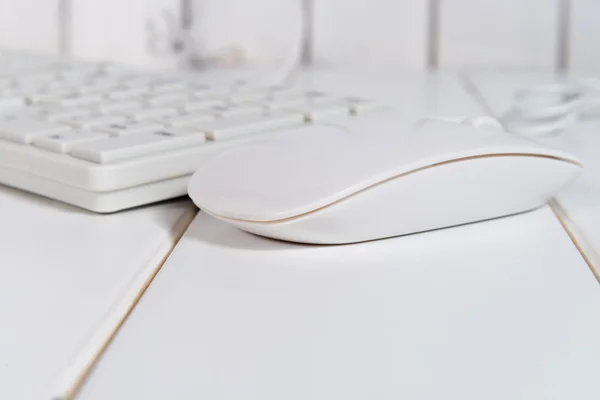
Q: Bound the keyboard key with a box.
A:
[43,108,96,122]
[196,112,305,141]
[191,87,231,98]
[56,93,104,108]
[347,98,387,115]
[98,100,143,114]
[215,104,265,118]
[33,130,110,153]
[161,113,216,127]
[0,109,43,121]
[155,126,205,136]
[69,115,128,129]
[228,91,270,103]
[133,107,178,120]
[0,118,72,144]
[8,86,44,98]
[182,99,225,112]
[107,87,148,100]
[146,92,189,106]
[77,81,121,94]
[273,90,328,100]
[69,128,207,163]
[266,92,336,110]
[286,101,352,122]
[0,95,25,111]
[97,121,164,135]
[229,81,274,95]
[150,81,187,93]
[264,97,309,110]
[27,90,77,103]
[118,75,154,88]
[15,72,55,84]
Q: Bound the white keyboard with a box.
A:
[0,50,388,212]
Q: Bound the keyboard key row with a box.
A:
[200,112,305,141]
[0,119,72,144]
[0,87,388,164]
[2,98,357,124]
[0,97,384,139]
[69,128,207,163]
[2,77,386,121]
[0,112,304,162]
[34,131,111,153]
[71,115,129,129]
[99,121,164,135]
[159,114,215,127]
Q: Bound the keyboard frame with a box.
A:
[0,163,190,212]
[0,51,387,212]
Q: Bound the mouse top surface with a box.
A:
[188,114,582,222]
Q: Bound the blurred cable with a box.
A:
[556,0,571,72]
[502,77,600,136]
[146,0,310,86]
[57,0,72,56]
[181,0,194,30]
[426,0,440,70]
[300,0,313,65]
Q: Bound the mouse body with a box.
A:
[188,115,582,244]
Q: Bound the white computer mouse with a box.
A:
[187,115,583,244]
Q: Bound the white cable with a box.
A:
[501,77,600,136]
[152,0,307,88]
[256,0,307,87]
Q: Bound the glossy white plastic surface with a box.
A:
[189,116,582,243]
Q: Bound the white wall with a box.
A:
[0,0,596,72]
[0,0,60,54]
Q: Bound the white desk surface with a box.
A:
[0,186,195,399]
[73,70,600,400]
[77,208,600,400]
[464,69,600,273]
